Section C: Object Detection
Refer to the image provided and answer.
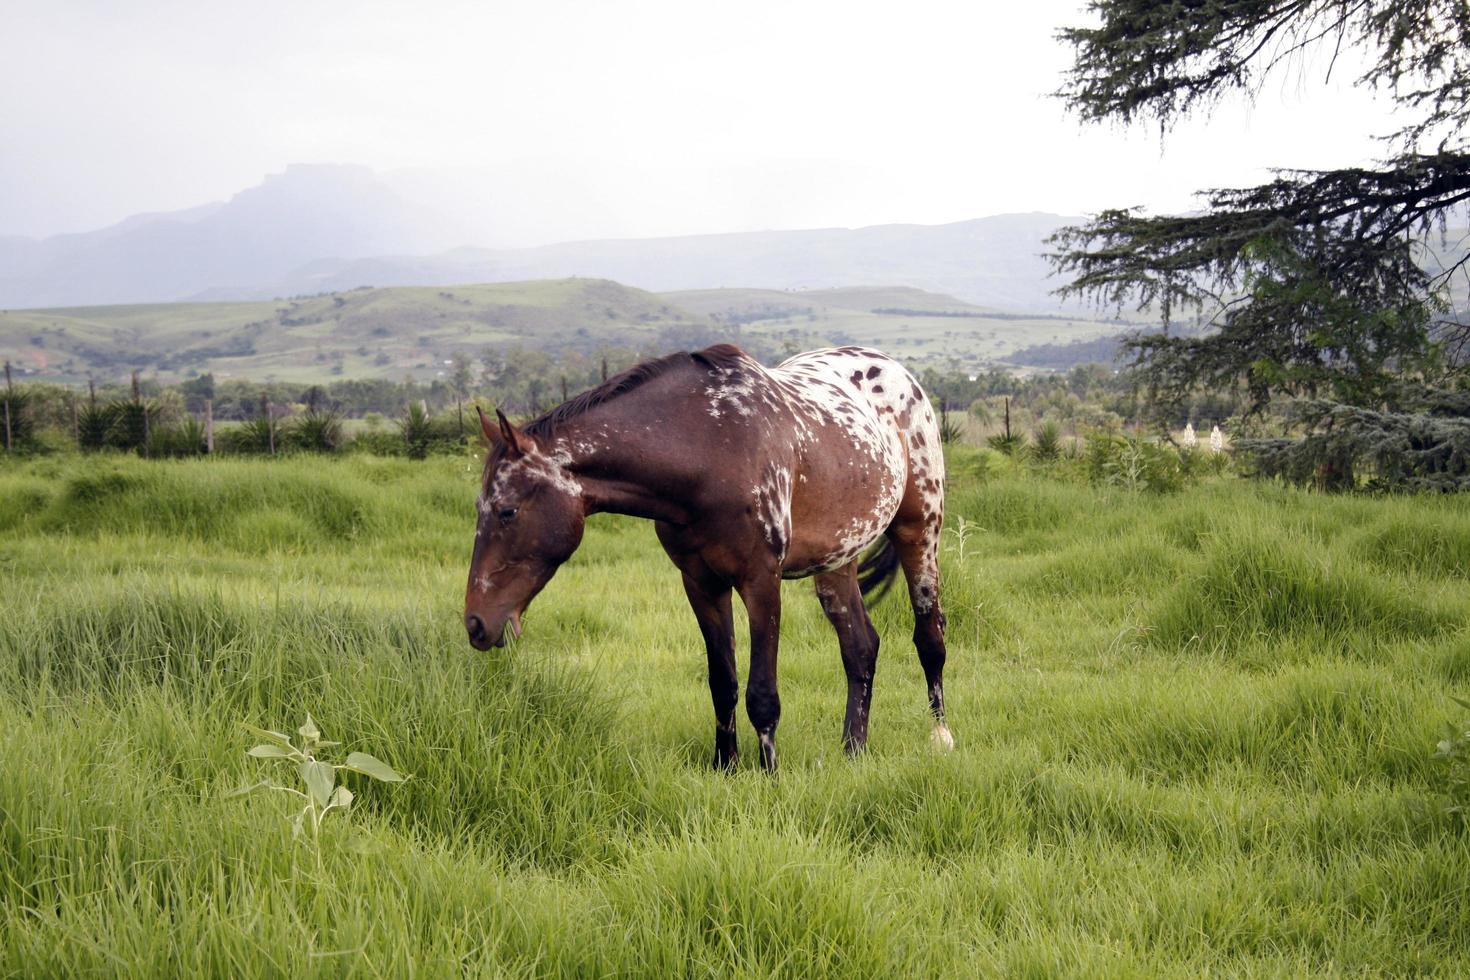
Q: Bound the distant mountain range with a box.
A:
[0,165,1080,312]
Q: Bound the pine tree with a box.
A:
[1049,1,1470,488]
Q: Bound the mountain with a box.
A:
[0,163,1079,310]
[0,165,459,309]
[213,212,1078,312]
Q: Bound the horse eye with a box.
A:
[497,507,518,523]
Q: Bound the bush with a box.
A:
[221,416,278,455]
[397,403,469,459]
[287,409,345,453]
[76,403,116,451]
[1,388,35,448]
[400,402,434,460]
[1029,421,1063,462]
[1085,433,1188,493]
[148,417,207,458]
[987,432,1028,457]
[109,402,157,453]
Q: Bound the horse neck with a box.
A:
[549,409,695,525]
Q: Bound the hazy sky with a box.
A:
[2,0,1409,245]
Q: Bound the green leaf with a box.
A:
[1450,695,1470,712]
[243,725,294,749]
[329,785,354,811]
[348,834,385,856]
[246,744,295,759]
[345,752,406,782]
[298,714,322,742]
[300,760,335,807]
[291,809,307,840]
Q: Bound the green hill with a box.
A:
[1,279,1143,385]
[1,279,714,383]
[662,286,1128,365]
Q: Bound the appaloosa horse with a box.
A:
[463,344,950,770]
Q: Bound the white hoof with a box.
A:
[930,723,955,752]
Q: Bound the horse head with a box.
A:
[464,407,585,649]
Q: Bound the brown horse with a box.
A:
[464,343,951,770]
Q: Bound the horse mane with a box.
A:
[519,343,750,439]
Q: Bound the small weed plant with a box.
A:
[946,515,980,564]
[1434,695,1470,820]
[230,714,407,857]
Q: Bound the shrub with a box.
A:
[108,401,160,453]
[1,387,35,448]
[148,417,207,457]
[287,409,344,453]
[987,432,1028,457]
[76,402,116,451]
[400,402,434,459]
[221,416,277,455]
[1029,420,1063,462]
[1085,433,1188,493]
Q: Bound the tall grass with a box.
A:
[1,453,1468,975]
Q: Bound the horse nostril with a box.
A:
[465,613,488,645]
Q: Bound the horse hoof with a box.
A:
[930,723,955,752]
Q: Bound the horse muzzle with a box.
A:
[464,609,522,651]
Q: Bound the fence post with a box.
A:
[1004,396,1011,441]
[132,370,149,457]
[2,360,11,452]
[205,398,214,454]
[261,392,274,455]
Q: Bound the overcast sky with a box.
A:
[2,0,1409,246]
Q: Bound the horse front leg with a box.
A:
[678,568,739,769]
[737,573,783,771]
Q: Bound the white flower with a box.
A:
[1181,422,1197,450]
[1209,425,1224,454]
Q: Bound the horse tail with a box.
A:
[857,536,901,603]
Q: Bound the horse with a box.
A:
[463,343,951,771]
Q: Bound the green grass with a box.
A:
[1,450,1468,975]
[0,279,707,384]
[665,285,1123,369]
[5,280,1128,385]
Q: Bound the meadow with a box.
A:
[1,280,1125,386]
[2,449,1470,976]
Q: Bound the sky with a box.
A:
[1,0,1412,247]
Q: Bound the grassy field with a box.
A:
[665,285,1125,368]
[2,450,1469,975]
[0,279,707,384]
[2,281,1129,386]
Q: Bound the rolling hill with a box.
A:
[0,279,715,384]
[665,285,1128,365]
[1,279,1135,384]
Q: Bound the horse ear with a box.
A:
[476,405,497,446]
[495,408,529,457]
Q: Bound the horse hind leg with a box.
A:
[891,517,953,751]
[814,564,880,754]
